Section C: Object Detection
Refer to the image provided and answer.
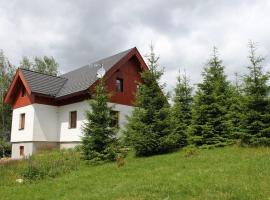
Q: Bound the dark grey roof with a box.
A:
[21,69,67,97]
[20,48,133,98]
[56,48,133,98]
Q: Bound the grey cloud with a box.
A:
[0,0,270,91]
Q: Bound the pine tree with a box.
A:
[82,79,117,162]
[171,70,193,147]
[124,45,177,156]
[241,42,270,146]
[189,47,232,147]
[226,73,244,139]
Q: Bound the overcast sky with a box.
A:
[1,0,270,91]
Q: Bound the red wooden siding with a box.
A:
[106,56,143,106]
[12,80,33,109]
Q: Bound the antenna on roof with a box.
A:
[96,64,105,78]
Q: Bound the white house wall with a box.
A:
[32,104,59,142]
[11,101,134,143]
[58,101,134,142]
[58,101,89,142]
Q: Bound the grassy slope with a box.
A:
[1,147,270,200]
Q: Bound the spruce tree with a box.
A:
[171,70,193,147]
[189,47,232,147]
[241,42,270,146]
[82,79,117,162]
[124,45,177,156]
[226,73,244,139]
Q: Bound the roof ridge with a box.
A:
[60,47,135,77]
[19,68,67,79]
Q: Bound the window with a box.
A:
[69,111,77,129]
[21,87,26,97]
[116,78,123,92]
[110,111,119,128]
[19,146,24,157]
[19,113,25,130]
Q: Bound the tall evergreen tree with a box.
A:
[189,47,232,147]
[241,42,270,146]
[0,50,15,157]
[20,56,59,75]
[82,78,117,162]
[226,73,244,139]
[124,45,177,156]
[171,70,193,147]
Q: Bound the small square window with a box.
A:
[116,78,123,92]
[19,146,24,157]
[110,111,119,128]
[69,111,77,129]
[19,113,25,130]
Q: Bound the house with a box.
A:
[4,47,148,159]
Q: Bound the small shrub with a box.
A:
[0,141,11,158]
[74,144,83,152]
[20,149,80,182]
[183,146,200,158]
[116,154,125,168]
[21,158,44,180]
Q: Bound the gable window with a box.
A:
[21,87,26,97]
[69,111,77,129]
[19,113,25,130]
[110,111,119,128]
[19,146,24,157]
[116,78,123,92]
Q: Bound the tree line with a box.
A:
[82,41,270,162]
[0,52,59,158]
[1,41,269,160]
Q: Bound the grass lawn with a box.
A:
[1,146,270,200]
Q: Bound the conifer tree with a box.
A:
[189,47,232,147]
[124,45,177,156]
[226,73,244,139]
[82,78,117,162]
[241,42,270,146]
[171,70,193,147]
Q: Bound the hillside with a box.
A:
[1,146,270,200]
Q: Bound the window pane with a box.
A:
[19,113,25,130]
[116,78,123,92]
[69,111,77,128]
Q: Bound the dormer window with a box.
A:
[116,78,123,92]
